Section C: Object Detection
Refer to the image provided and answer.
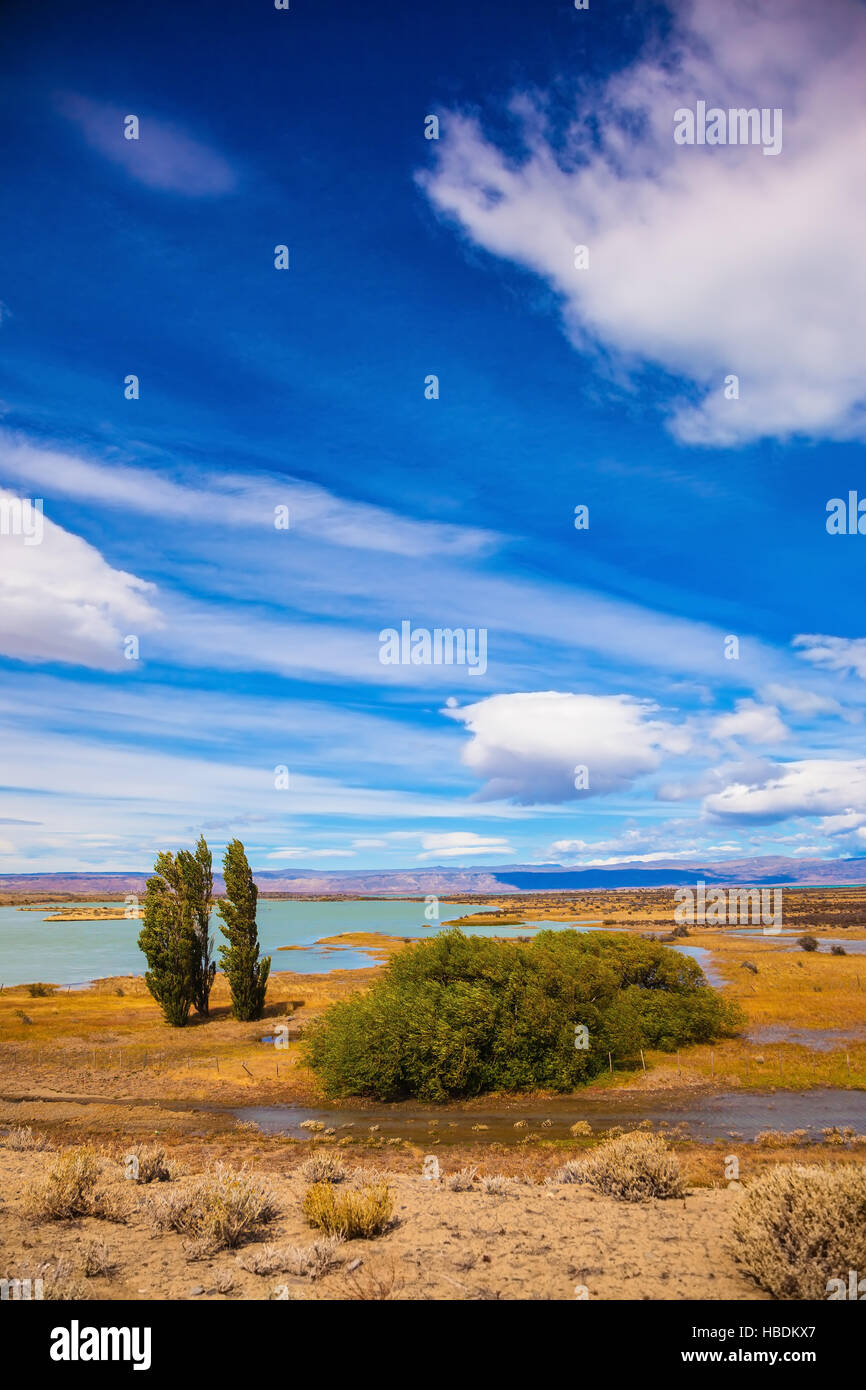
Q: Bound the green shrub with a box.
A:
[730,1164,866,1299]
[304,928,742,1101]
[798,935,819,952]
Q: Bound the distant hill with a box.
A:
[2,854,866,897]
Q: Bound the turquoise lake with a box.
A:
[0,901,716,987]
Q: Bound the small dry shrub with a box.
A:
[300,1151,345,1184]
[27,982,56,997]
[302,1181,393,1239]
[481,1174,517,1196]
[239,1235,344,1279]
[730,1163,866,1299]
[82,1240,117,1278]
[557,1131,685,1202]
[569,1121,592,1138]
[26,1147,125,1222]
[445,1166,477,1191]
[2,1125,50,1151]
[342,1258,404,1300]
[150,1164,278,1251]
[124,1143,177,1183]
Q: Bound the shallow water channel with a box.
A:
[231,1087,866,1145]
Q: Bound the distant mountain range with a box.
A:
[3,854,866,896]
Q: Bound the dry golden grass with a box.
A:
[1,1125,50,1151]
[302,1180,394,1238]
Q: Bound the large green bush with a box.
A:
[303,928,742,1101]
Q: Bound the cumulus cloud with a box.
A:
[704,758,866,822]
[446,691,689,803]
[418,0,866,445]
[711,699,789,744]
[0,490,161,668]
[57,94,237,196]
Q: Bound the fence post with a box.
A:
[640,1048,646,1073]
[608,1051,612,1074]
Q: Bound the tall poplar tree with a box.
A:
[137,850,197,1027]
[177,835,216,1015]
[217,839,270,1021]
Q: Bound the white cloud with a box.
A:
[794,634,866,681]
[0,432,498,560]
[416,831,514,860]
[0,490,161,668]
[704,758,866,822]
[761,682,848,717]
[264,847,356,860]
[418,0,866,445]
[58,94,237,196]
[447,691,689,803]
[711,699,789,744]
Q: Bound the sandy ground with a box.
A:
[0,1146,764,1302]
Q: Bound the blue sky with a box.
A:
[2,0,866,874]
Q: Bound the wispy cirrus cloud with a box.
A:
[0,432,499,560]
[416,831,514,860]
[57,93,237,196]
